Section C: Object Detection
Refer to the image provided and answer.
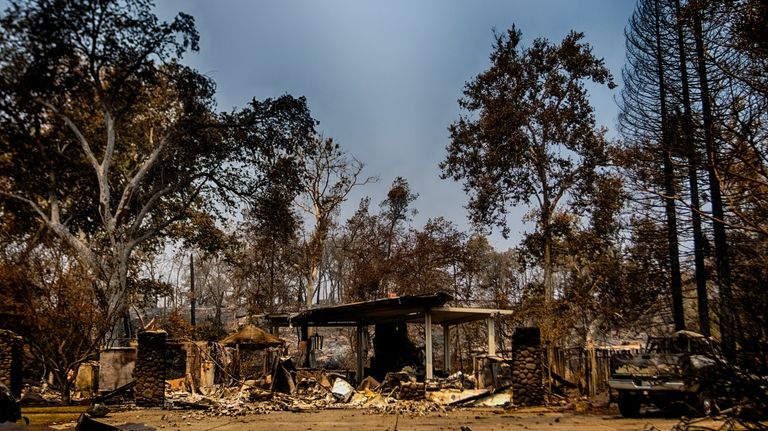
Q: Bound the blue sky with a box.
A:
[154,0,636,249]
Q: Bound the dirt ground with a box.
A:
[15,406,712,431]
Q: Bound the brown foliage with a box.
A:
[0,243,109,404]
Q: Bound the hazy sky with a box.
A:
[154,0,636,249]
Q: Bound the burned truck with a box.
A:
[608,331,720,417]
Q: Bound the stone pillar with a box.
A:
[511,327,544,406]
[134,330,167,407]
[0,330,22,398]
[0,329,23,398]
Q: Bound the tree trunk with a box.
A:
[692,10,735,358]
[306,265,320,309]
[54,369,72,405]
[655,0,685,331]
[306,215,329,308]
[541,199,554,303]
[674,0,708,334]
[190,254,196,327]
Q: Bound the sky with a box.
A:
[153,0,637,250]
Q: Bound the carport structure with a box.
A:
[265,293,514,382]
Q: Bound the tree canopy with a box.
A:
[0,0,316,331]
[442,26,615,301]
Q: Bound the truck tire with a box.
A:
[617,392,641,418]
[698,392,718,417]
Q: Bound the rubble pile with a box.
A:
[397,381,425,400]
[295,377,331,401]
[363,398,446,416]
[150,341,554,420]
[427,371,473,391]
[159,364,498,418]
[379,370,425,400]
[17,387,54,406]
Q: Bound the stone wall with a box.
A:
[511,327,544,406]
[0,329,22,397]
[134,330,167,407]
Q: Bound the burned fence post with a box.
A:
[511,327,544,406]
[0,330,22,398]
[134,330,167,407]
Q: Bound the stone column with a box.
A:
[0,330,22,398]
[511,327,544,406]
[134,330,167,407]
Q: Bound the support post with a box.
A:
[356,324,365,384]
[298,324,309,368]
[487,317,496,356]
[425,310,433,379]
[443,324,451,375]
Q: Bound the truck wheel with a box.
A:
[617,393,641,418]
[698,393,718,417]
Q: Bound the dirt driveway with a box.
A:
[22,407,699,431]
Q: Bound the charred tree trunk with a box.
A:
[692,10,736,359]
[655,0,685,331]
[674,0,709,335]
[542,200,554,303]
[190,254,196,327]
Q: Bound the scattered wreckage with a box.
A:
[71,325,536,421]
[3,294,551,425]
[161,356,521,417]
[151,295,537,415]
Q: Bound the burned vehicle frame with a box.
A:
[608,331,721,417]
